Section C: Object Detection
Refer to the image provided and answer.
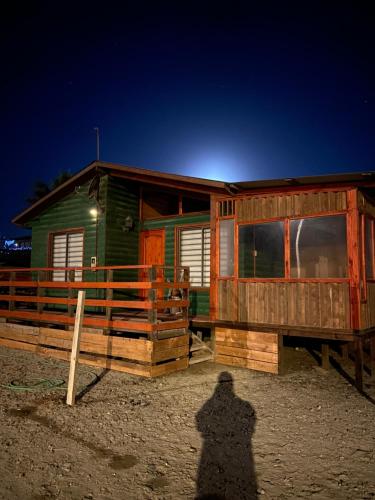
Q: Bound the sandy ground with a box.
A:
[0,344,374,500]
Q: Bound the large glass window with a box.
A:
[290,215,347,278]
[179,227,210,287]
[219,219,234,276]
[52,231,83,281]
[239,221,284,278]
[365,217,374,279]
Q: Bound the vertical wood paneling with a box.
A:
[360,283,375,329]
[236,190,347,222]
[234,281,350,329]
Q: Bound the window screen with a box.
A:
[290,215,347,278]
[219,219,234,276]
[239,221,284,278]
[179,227,210,287]
[52,232,83,281]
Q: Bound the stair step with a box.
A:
[190,344,211,352]
[189,354,213,365]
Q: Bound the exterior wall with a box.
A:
[358,190,375,329]
[30,177,107,269]
[142,214,210,316]
[104,177,140,286]
[215,188,354,331]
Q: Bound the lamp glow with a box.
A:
[89,208,98,217]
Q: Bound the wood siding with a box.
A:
[236,281,350,329]
[215,327,281,374]
[360,283,375,329]
[236,190,347,222]
[217,280,237,321]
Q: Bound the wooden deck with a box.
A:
[0,265,191,377]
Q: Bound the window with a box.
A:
[365,217,374,279]
[290,215,347,278]
[219,219,234,276]
[179,227,210,287]
[239,221,284,278]
[51,231,84,281]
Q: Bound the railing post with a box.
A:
[148,266,157,338]
[183,267,190,323]
[9,271,15,311]
[105,269,113,334]
[37,271,45,314]
[68,270,75,318]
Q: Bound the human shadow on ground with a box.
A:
[195,371,258,500]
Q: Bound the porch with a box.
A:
[0,265,191,377]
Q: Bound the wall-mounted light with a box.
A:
[123,215,134,232]
[89,208,98,217]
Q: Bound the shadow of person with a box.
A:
[195,371,258,500]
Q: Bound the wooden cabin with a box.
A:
[3,162,375,386]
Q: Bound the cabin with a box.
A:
[1,161,374,388]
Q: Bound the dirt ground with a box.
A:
[0,344,374,500]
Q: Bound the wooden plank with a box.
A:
[215,354,278,374]
[0,337,38,353]
[153,320,189,332]
[152,346,189,363]
[153,335,189,351]
[215,344,278,363]
[38,347,153,377]
[66,290,85,406]
[0,328,39,345]
[150,357,189,377]
[215,327,278,344]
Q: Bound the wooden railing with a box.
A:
[0,265,190,338]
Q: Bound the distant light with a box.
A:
[89,208,98,217]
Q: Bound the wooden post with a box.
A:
[37,271,45,313]
[321,343,330,370]
[370,336,375,382]
[278,332,284,375]
[341,343,349,361]
[67,270,75,318]
[66,290,86,406]
[354,337,363,392]
[9,271,15,311]
[148,266,157,339]
[105,269,113,334]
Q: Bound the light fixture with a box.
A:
[89,208,98,217]
[123,215,134,232]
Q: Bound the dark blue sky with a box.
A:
[1,1,374,235]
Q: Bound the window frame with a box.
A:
[362,214,375,282]
[48,228,85,281]
[176,224,211,289]
[238,219,286,279]
[234,211,350,283]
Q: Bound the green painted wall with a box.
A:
[28,176,108,304]
[104,177,140,298]
[142,214,210,316]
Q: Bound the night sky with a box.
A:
[1,1,374,236]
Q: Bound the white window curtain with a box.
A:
[180,227,210,287]
[52,232,83,281]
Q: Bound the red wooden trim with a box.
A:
[236,278,349,283]
[0,280,189,289]
[360,214,367,301]
[210,197,218,321]
[347,189,361,329]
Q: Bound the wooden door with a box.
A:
[140,229,165,297]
